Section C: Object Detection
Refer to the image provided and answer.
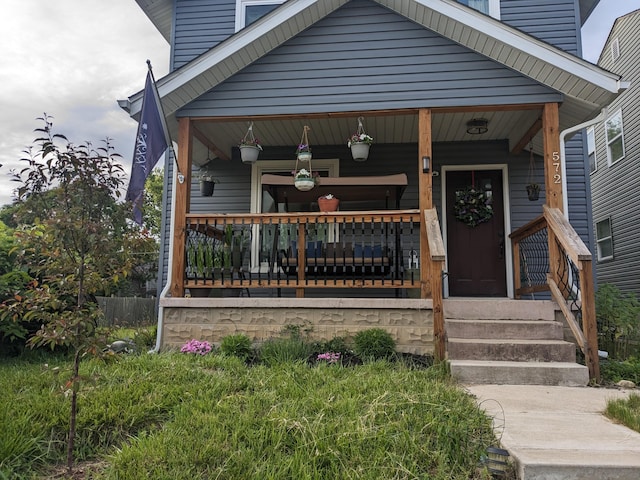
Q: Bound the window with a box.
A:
[249,159,340,270]
[587,126,597,174]
[457,0,500,18]
[605,109,625,165]
[611,38,620,62]
[595,218,613,261]
[235,0,284,31]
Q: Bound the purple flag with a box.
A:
[126,70,169,224]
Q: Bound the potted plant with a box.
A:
[318,193,339,211]
[197,167,218,196]
[238,123,262,164]
[347,117,373,161]
[293,168,317,191]
[297,143,312,162]
[526,183,540,201]
[296,125,312,161]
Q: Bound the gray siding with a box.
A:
[178,1,560,117]
[590,12,640,295]
[173,0,236,69]
[501,0,580,54]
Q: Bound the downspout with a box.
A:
[149,151,179,353]
[559,108,608,218]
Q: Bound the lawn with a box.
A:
[0,351,498,479]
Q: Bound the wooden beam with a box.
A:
[418,109,433,299]
[170,117,193,298]
[511,117,542,154]
[192,124,231,161]
[542,103,563,211]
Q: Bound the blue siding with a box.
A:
[173,0,236,69]
[178,1,560,117]
[501,0,580,54]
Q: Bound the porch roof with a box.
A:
[122,0,622,144]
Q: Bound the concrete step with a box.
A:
[446,319,563,340]
[447,338,576,362]
[450,360,588,386]
[444,298,556,321]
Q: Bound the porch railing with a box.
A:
[510,205,599,380]
[182,210,424,297]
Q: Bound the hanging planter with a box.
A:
[197,155,218,197]
[293,126,318,191]
[318,194,339,211]
[453,184,493,228]
[526,144,541,202]
[347,116,373,161]
[293,168,317,191]
[238,122,262,164]
[296,124,312,161]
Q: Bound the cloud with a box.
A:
[0,0,168,207]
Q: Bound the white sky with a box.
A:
[0,0,638,209]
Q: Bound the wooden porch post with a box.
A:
[418,109,433,298]
[542,103,563,211]
[543,103,563,288]
[170,117,193,298]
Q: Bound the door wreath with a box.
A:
[453,186,493,227]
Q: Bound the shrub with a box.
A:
[596,284,640,360]
[354,328,396,360]
[181,339,213,355]
[601,357,640,384]
[259,337,312,366]
[220,334,253,360]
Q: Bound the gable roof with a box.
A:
[121,0,623,128]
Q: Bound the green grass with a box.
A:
[0,353,497,479]
[606,393,640,434]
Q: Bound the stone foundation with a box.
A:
[160,298,434,355]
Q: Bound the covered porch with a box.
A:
[161,104,600,379]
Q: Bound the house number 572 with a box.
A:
[552,151,561,184]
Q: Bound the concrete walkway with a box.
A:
[465,385,640,480]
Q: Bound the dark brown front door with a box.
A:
[446,169,507,297]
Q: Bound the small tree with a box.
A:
[8,115,133,474]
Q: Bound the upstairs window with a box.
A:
[457,0,500,18]
[595,218,613,261]
[587,126,597,174]
[236,0,284,31]
[605,109,625,165]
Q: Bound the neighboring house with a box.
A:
[589,9,640,297]
[120,0,624,380]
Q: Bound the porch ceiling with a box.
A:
[190,107,545,167]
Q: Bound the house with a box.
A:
[120,0,626,382]
[589,9,640,297]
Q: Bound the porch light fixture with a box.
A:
[466,118,489,135]
[422,156,430,173]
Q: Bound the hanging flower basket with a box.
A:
[526,184,540,201]
[297,150,312,162]
[238,122,262,163]
[347,117,373,161]
[453,186,493,227]
[294,178,315,191]
[293,168,318,192]
[318,194,339,211]
[240,145,260,163]
[199,179,216,197]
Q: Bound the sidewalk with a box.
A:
[465,384,640,480]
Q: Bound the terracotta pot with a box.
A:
[318,197,339,211]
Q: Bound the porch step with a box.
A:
[447,338,576,362]
[444,298,588,386]
[446,319,563,340]
[449,360,588,386]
